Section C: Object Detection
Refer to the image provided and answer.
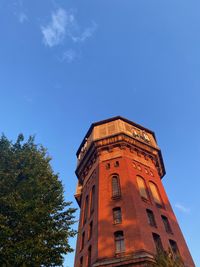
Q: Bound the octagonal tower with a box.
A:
[74,116,194,267]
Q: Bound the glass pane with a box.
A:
[112,176,120,197]
[149,182,162,205]
[113,208,122,224]
[116,240,121,253]
[137,176,148,199]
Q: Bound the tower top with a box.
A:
[77,116,156,156]
[76,116,165,178]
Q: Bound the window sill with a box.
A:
[112,195,121,200]
[113,222,122,225]
[115,251,125,257]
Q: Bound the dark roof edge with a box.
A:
[76,116,157,156]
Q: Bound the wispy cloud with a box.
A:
[41,8,71,47]
[70,21,97,43]
[175,203,190,213]
[60,49,77,63]
[18,12,28,23]
[41,8,97,48]
[13,0,28,24]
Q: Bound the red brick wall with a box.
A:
[74,144,194,267]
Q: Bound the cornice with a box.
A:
[76,133,165,180]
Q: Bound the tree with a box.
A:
[0,134,77,266]
[153,249,184,267]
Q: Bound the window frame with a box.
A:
[152,233,163,252]
[137,175,149,201]
[111,174,121,199]
[149,181,163,208]
[90,185,95,216]
[88,221,93,240]
[114,231,125,254]
[113,207,122,224]
[161,215,173,234]
[83,195,89,224]
[169,239,180,255]
[146,209,157,227]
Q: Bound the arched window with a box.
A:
[152,233,163,252]
[149,182,163,207]
[83,195,89,224]
[137,176,149,200]
[90,185,95,215]
[114,231,125,253]
[112,175,121,198]
[113,207,122,224]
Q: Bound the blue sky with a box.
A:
[0,0,200,266]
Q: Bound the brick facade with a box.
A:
[74,117,195,267]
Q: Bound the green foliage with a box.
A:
[153,249,184,267]
[0,134,77,266]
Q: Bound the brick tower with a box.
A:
[74,116,195,267]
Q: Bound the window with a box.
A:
[149,182,163,207]
[146,209,157,227]
[113,207,122,224]
[83,195,89,224]
[90,186,95,215]
[161,215,173,234]
[115,161,119,167]
[169,240,179,255]
[114,231,125,253]
[80,257,83,267]
[88,221,93,240]
[81,232,85,251]
[112,175,121,198]
[152,233,163,252]
[87,246,92,267]
[137,176,149,200]
[106,163,110,170]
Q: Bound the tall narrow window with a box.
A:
[87,246,92,267]
[112,175,121,198]
[137,176,149,200]
[80,257,83,267]
[146,209,157,227]
[114,231,125,253]
[88,221,93,240]
[162,215,173,234]
[113,207,122,224]
[152,233,163,252]
[90,186,95,215]
[149,182,163,207]
[83,195,89,224]
[169,240,179,255]
[81,232,85,251]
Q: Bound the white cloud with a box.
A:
[41,8,69,47]
[175,203,190,213]
[60,49,77,63]
[41,8,97,47]
[71,21,97,43]
[18,12,28,23]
